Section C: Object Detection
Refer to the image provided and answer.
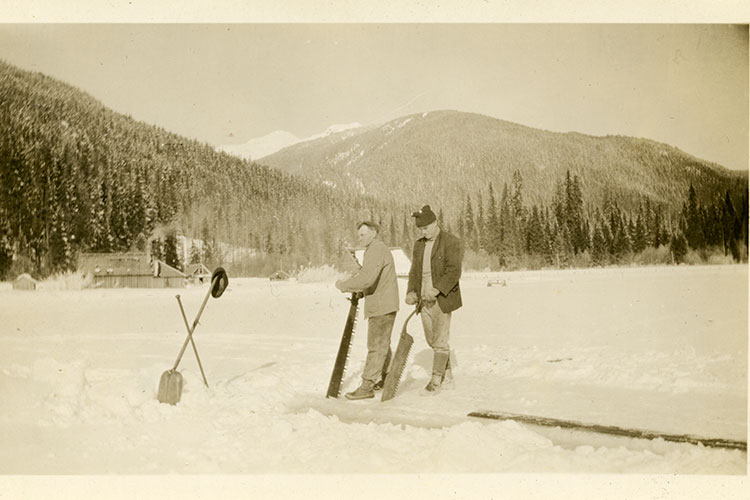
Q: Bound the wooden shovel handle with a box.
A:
[171,273,219,371]
[176,295,209,386]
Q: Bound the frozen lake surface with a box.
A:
[0,265,747,477]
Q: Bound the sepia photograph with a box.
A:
[0,1,748,498]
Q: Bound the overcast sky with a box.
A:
[0,23,747,170]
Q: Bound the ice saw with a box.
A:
[326,291,362,398]
[381,302,420,402]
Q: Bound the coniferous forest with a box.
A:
[0,60,402,279]
[450,171,748,270]
[0,59,747,280]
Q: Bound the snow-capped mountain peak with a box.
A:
[292,122,363,146]
[216,130,300,161]
[217,122,362,161]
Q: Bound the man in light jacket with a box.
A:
[406,205,463,392]
[335,221,399,400]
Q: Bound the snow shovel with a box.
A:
[381,302,420,402]
[157,267,228,405]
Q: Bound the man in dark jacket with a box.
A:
[406,205,463,392]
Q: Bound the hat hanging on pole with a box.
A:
[412,205,437,227]
[211,267,229,298]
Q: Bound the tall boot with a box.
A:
[425,351,450,392]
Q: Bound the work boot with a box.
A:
[345,380,375,400]
[373,378,385,391]
[424,374,443,392]
[425,351,450,392]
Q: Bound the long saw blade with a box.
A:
[381,304,420,402]
[326,292,360,398]
[380,332,413,401]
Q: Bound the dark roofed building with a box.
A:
[79,252,185,288]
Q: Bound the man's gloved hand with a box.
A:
[405,291,418,305]
[422,287,440,301]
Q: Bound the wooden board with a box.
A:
[468,410,747,451]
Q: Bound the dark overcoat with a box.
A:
[407,229,463,313]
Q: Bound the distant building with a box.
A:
[184,263,212,284]
[13,273,38,291]
[78,252,185,288]
[269,270,290,281]
[346,247,412,278]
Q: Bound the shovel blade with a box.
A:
[157,369,183,405]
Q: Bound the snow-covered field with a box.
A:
[1,265,748,491]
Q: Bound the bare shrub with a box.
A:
[37,271,94,291]
[296,265,347,283]
[633,245,672,266]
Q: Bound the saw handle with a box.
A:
[400,303,421,335]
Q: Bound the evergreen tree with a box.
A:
[464,195,476,252]
[497,182,519,266]
[612,215,632,260]
[670,230,688,264]
[201,219,214,264]
[511,170,525,220]
[542,211,556,266]
[591,223,608,265]
[632,210,647,253]
[0,234,12,280]
[164,231,181,270]
[526,205,545,255]
[476,193,485,251]
[456,207,465,242]
[643,198,654,245]
[683,184,705,249]
[552,224,574,268]
[720,191,738,258]
[574,175,587,252]
[602,219,614,260]
[702,204,722,249]
[564,171,585,253]
[486,183,500,255]
[552,179,566,229]
[652,208,663,248]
